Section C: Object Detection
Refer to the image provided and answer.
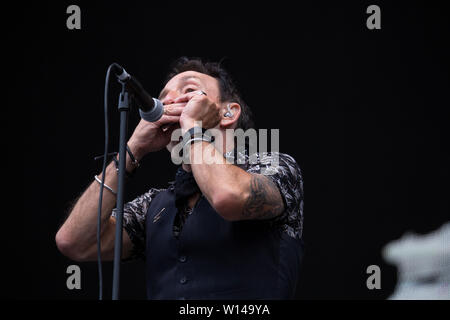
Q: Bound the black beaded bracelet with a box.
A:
[110,146,139,178]
[94,148,138,179]
[126,145,140,168]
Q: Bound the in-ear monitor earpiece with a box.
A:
[224,104,233,117]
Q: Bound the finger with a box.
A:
[163,104,185,116]
[157,115,180,125]
[173,90,207,103]
[172,93,194,104]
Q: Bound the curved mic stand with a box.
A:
[112,82,130,300]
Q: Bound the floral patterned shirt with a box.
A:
[112,151,304,260]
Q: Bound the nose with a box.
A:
[161,90,179,105]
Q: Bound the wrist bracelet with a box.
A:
[126,145,140,168]
[183,126,214,143]
[111,145,139,178]
[94,175,117,196]
[184,126,205,139]
[182,137,212,150]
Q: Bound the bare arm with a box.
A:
[189,141,284,221]
[56,102,183,261]
[55,153,137,262]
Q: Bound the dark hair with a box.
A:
[164,57,255,131]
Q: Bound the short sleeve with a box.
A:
[112,188,164,260]
[247,152,304,239]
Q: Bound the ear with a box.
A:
[220,103,241,128]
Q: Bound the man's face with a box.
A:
[160,71,222,152]
[159,71,221,106]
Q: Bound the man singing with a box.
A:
[56,57,304,299]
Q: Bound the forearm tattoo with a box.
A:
[243,174,284,219]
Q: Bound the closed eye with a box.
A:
[184,87,198,93]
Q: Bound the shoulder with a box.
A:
[245,152,302,180]
[247,152,304,239]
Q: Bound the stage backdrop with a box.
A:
[4,1,449,299]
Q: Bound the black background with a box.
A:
[4,1,449,300]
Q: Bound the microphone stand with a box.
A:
[112,82,129,300]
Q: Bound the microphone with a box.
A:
[112,64,164,122]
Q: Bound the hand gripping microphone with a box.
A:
[112,64,164,122]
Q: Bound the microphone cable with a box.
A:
[96,63,118,300]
